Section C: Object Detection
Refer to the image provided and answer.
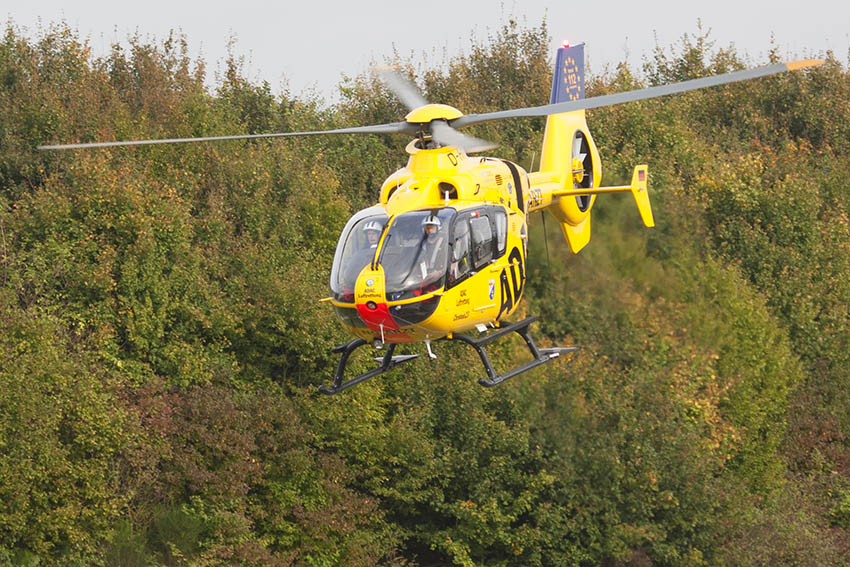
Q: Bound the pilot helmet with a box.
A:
[421,216,441,230]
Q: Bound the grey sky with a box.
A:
[4,0,848,102]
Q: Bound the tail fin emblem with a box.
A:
[550,43,585,104]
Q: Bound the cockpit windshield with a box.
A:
[330,206,388,302]
[379,209,455,301]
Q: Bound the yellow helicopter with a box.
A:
[40,43,822,394]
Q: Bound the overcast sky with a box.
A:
[4,0,848,101]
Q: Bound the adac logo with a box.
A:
[366,279,374,287]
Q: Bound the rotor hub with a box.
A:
[404,103,463,124]
[571,157,585,185]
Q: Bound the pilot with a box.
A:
[422,216,444,261]
[362,220,382,248]
[342,219,383,290]
[419,216,447,290]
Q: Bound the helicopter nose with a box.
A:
[354,267,399,332]
[357,301,398,332]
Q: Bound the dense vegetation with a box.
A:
[1,18,849,566]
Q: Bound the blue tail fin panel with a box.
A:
[550,43,585,104]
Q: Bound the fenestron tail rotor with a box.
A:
[572,131,591,212]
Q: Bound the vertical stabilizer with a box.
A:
[534,43,598,254]
[530,43,653,254]
[550,43,585,103]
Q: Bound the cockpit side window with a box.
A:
[470,213,494,270]
[448,213,472,287]
[330,209,388,302]
[492,207,507,257]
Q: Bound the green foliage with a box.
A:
[0,290,128,563]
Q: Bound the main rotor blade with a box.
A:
[38,121,418,150]
[430,121,497,153]
[371,66,429,111]
[452,59,823,129]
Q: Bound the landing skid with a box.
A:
[450,316,577,387]
[318,317,576,395]
[318,339,419,395]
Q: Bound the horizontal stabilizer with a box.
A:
[549,164,653,230]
